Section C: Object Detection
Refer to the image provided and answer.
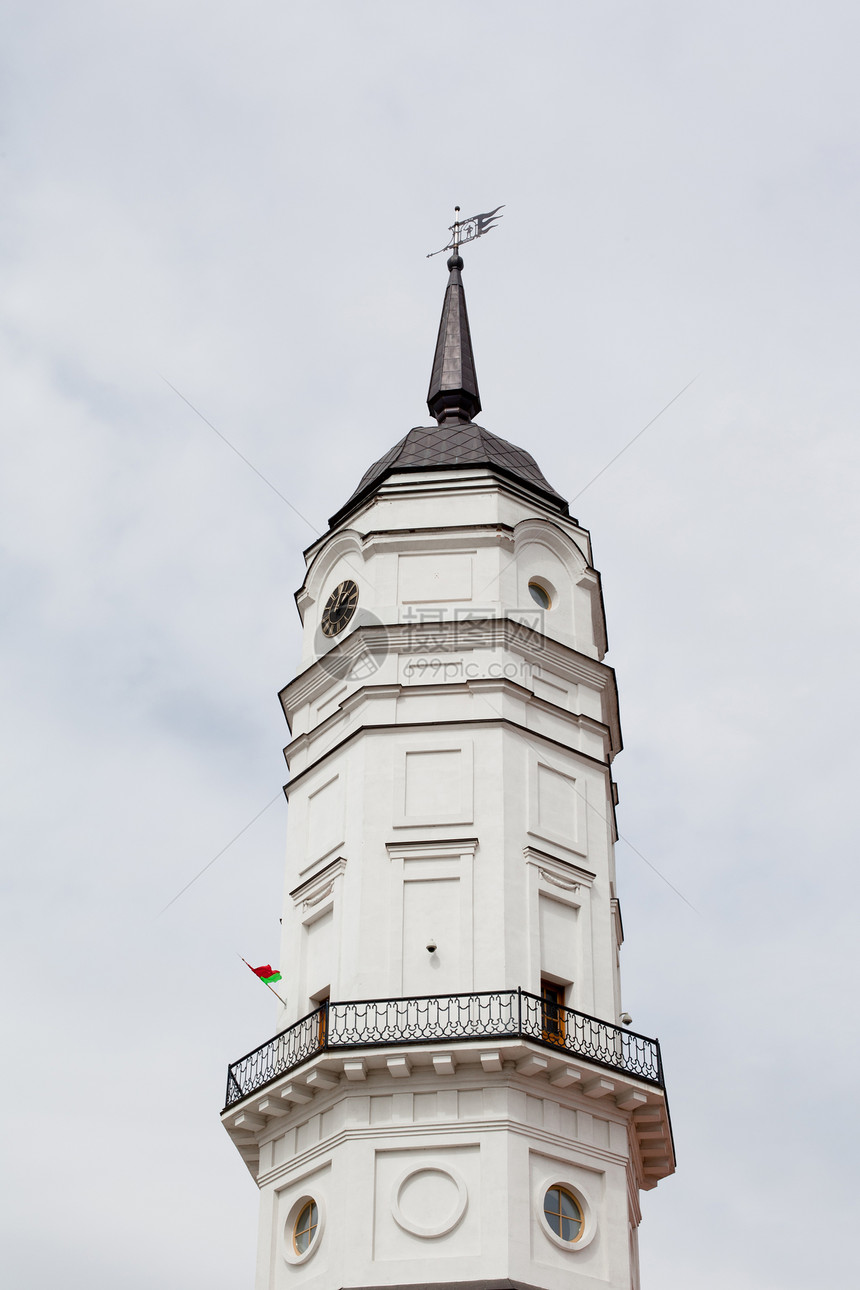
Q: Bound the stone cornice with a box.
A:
[255,1114,629,1192]
[285,674,614,764]
[280,617,619,735]
[386,838,479,862]
[288,856,347,907]
[523,847,597,889]
[282,714,616,797]
[303,466,589,562]
[224,1034,672,1193]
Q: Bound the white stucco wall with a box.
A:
[224,463,671,1290]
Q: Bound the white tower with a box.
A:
[222,253,675,1290]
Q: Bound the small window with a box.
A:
[293,1200,319,1254]
[543,1186,583,1243]
[541,979,566,1045]
[313,990,330,1048]
[528,581,552,610]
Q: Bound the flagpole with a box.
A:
[239,955,287,1007]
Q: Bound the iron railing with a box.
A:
[224,987,663,1109]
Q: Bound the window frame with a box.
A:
[283,1193,325,1266]
[540,978,567,1045]
[534,1174,595,1252]
[543,1184,583,1243]
[292,1200,319,1254]
[528,579,553,610]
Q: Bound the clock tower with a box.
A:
[221,252,675,1290]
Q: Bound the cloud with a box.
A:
[2,3,859,1286]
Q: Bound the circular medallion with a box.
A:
[391,1165,468,1238]
[321,579,359,638]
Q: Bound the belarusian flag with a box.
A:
[251,964,282,984]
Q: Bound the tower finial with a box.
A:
[427,242,480,423]
[425,203,503,423]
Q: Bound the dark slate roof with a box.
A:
[329,420,569,527]
[327,249,568,529]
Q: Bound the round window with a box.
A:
[543,1185,583,1243]
[528,581,552,610]
[292,1200,319,1255]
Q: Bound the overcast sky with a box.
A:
[2,2,859,1287]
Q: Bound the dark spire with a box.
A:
[426,253,482,424]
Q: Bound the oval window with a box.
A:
[293,1200,319,1254]
[528,581,552,610]
[543,1185,583,1243]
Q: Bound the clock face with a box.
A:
[321,579,359,638]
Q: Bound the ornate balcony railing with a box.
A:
[224,987,664,1109]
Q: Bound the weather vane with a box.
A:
[427,204,505,258]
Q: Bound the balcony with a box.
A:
[224,988,665,1110]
